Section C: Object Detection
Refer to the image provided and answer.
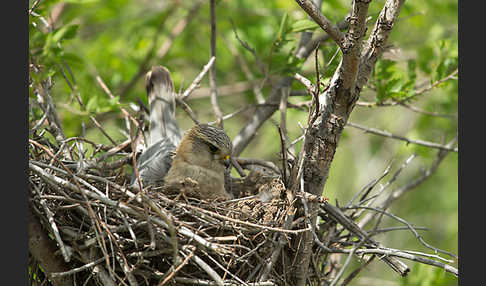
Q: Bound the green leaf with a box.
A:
[53,25,79,43]
[290,19,319,33]
[276,12,289,42]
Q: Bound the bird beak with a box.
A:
[223,155,231,168]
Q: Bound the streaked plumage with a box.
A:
[131,66,232,199]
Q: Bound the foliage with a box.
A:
[29,0,458,285]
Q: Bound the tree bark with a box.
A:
[291,1,406,284]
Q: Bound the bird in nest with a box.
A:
[130,66,233,200]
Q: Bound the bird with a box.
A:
[131,65,233,200]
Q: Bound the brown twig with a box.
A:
[346,121,458,152]
[209,0,223,128]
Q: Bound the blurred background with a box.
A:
[29,0,458,285]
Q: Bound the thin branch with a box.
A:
[95,75,139,128]
[209,0,223,128]
[294,0,345,49]
[357,68,458,107]
[119,1,203,98]
[347,205,457,259]
[346,121,458,152]
[179,57,216,101]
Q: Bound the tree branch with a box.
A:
[293,0,345,49]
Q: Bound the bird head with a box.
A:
[177,124,233,173]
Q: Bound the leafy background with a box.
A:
[29,0,458,285]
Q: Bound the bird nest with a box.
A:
[29,136,319,286]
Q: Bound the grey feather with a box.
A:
[131,66,181,187]
[146,66,182,146]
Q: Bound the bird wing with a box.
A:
[131,138,176,186]
[131,66,181,187]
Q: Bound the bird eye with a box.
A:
[208,143,219,153]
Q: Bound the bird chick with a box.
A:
[165,124,233,200]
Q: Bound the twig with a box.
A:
[293,73,316,96]
[347,205,457,259]
[222,31,265,103]
[346,121,458,152]
[341,248,458,277]
[357,137,457,229]
[180,57,216,101]
[187,251,224,286]
[31,180,72,263]
[157,195,310,234]
[159,246,195,286]
[50,257,106,278]
[357,69,458,108]
[397,102,456,119]
[95,75,139,128]
[120,1,203,98]
[329,240,367,286]
[209,0,223,127]
[293,0,345,49]
[319,202,410,276]
[346,162,392,208]
[278,86,291,185]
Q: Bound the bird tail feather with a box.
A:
[145,66,182,146]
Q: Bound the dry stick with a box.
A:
[329,240,367,286]
[293,0,345,49]
[187,250,224,286]
[258,190,297,282]
[50,257,106,278]
[203,251,250,286]
[29,0,41,15]
[30,161,224,261]
[78,250,117,286]
[176,98,200,125]
[355,137,456,232]
[95,75,139,128]
[179,57,216,101]
[340,255,376,286]
[294,73,316,96]
[235,157,281,175]
[29,140,114,275]
[222,32,265,104]
[361,154,416,210]
[348,205,457,260]
[230,19,267,80]
[278,86,291,184]
[346,121,458,152]
[231,15,321,156]
[30,180,71,263]
[36,80,68,147]
[157,195,310,234]
[89,115,117,146]
[176,56,217,125]
[209,0,223,128]
[30,99,50,134]
[174,277,276,286]
[337,248,458,276]
[319,202,410,276]
[381,137,457,210]
[159,246,195,286]
[345,162,392,208]
[141,195,180,265]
